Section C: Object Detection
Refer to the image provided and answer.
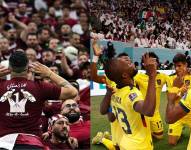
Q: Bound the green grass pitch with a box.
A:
[91,93,190,150]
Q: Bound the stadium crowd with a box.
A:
[89,0,191,50]
[0,0,90,149]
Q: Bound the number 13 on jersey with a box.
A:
[113,106,132,134]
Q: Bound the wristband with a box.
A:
[108,106,112,113]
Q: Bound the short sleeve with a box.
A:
[39,82,61,100]
[128,88,144,110]
[179,90,191,113]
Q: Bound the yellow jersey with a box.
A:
[168,73,191,124]
[111,86,153,150]
[105,76,123,146]
[180,89,191,150]
[134,72,171,113]
[168,73,191,89]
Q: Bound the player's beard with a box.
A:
[64,112,80,123]
[54,127,69,142]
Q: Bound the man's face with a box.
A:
[42,51,55,63]
[81,66,90,80]
[40,29,50,42]
[18,3,27,14]
[61,100,80,115]
[71,34,80,47]
[26,48,37,62]
[52,118,70,140]
[78,54,88,65]
[61,99,80,123]
[26,35,38,48]
[63,8,70,16]
[50,66,59,74]
[79,13,88,23]
[28,23,37,33]
[174,62,187,76]
[32,14,41,25]
[61,25,71,34]
[118,57,137,78]
[7,29,17,41]
[49,39,59,50]
[0,38,9,51]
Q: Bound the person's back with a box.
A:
[0,77,61,137]
[0,50,77,149]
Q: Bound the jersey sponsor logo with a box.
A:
[129,93,137,101]
[0,89,36,116]
[157,79,161,85]
[185,80,190,86]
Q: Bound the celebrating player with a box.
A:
[134,52,171,139]
[167,53,191,146]
[104,53,157,150]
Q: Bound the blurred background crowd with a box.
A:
[0,0,90,149]
[89,0,191,50]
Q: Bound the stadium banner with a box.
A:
[91,70,175,96]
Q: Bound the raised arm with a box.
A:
[31,62,78,100]
[91,39,106,83]
[134,53,157,117]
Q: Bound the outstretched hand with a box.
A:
[142,53,157,78]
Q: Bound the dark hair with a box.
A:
[173,53,187,64]
[79,61,90,70]
[70,81,79,91]
[9,51,29,73]
[117,52,129,58]
[42,48,55,54]
[38,26,51,35]
[26,33,38,39]
[141,52,159,69]
[134,61,139,66]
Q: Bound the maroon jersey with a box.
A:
[70,120,90,149]
[79,87,90,121]
[44,140,72,150]
[0,77,61,137]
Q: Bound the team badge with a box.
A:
[157,79,161,85]
[129,93,137,101]
[185,80,190,86]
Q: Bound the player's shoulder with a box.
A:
[134,72,146,79]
